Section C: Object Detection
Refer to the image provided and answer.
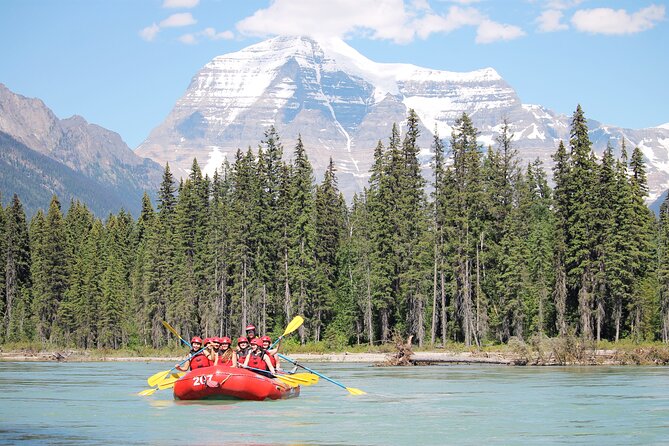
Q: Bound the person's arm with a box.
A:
[213,352,220,366]
[232,353,238,368]
[175,359,190,371]
[264,355,276,374]
[242,354,250,368]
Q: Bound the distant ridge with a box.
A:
[0,84,162,217]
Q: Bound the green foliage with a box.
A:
[1,108,666,349]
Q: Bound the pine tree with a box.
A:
[314,158,347,342]
[565,105,598,339]
[628,146,657,340]
[3,195,31,341]
[658,192,669,342]
[448,112,484,346]
[31,196,68,342]
[551,140,570,336]
[0,196,6,341]
[287,136,317,343]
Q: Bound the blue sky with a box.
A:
[1,0,667,149]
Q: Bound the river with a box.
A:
[0,361,667,445]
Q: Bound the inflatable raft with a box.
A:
[173,365,300,401]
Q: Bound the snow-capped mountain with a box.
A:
[137,36,669,201]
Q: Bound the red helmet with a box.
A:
[237,336,248,344]
[245,324,256,332]
[251,338,262,346]
[203,337,212,345]
[191,336,203,344]
[221,337,232,345]
[211,337,221,344]
[261,335,271,343]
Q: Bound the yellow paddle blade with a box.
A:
[276,375,304,387]
[290,373,319,384]
[282,316,304,337]
[158,378,179,390]
[138,387,158,396]
[147,370,171,387]
[346,387,366,396]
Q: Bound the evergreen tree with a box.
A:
[448,112,484,346]
[287,136,317,343]
[565,105,598,339]
[0,197,5,340]
[658,192,669,342]
[628,146,657,339]
[551,140,570,336]
[31,196,68,342]
[3,195,31,341]
[315,158,347,342]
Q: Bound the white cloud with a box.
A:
[476,19,525,43]
[179,33,198,44]
[163,0,199,8]
[544,0,583,11]
[201,28,234,40]
[571,4,665,35]
[236,0,522,44]
[537,9,568,32]
[178,28,235,45]
[140,23,160,41]
[160,12,197,28]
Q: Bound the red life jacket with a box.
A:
[190,353,211,370]
[266,353,277,368]
[247,353,266,371]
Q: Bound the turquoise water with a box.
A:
[0,361,668,445]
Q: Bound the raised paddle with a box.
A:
[269,316,304,350]
[161,320,192,348]
[277,353,366,395]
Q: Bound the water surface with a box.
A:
[0,361,667,445]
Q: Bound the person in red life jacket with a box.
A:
[244,324,258,345]
[214,336,237,367]
[260,335,281,372]
[236,336,250,366]
[204,337,219,365]
[175,336,211,371]
[243,338,276,375]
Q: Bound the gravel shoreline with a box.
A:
[2,348,666,365]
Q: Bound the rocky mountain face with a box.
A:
[137,35,669,202]
[0,84,162,216]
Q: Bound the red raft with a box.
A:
[173,365,300,401]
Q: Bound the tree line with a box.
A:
[2,106,669,349]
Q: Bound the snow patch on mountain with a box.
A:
[137,35,669,202]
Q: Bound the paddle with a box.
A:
[137,387,159,396]
[241,365,317,386]
[277,353,366,395]
[161,320,192,348]
[147,370,184,388]
[269,316,304,350]
[143,346,205,390]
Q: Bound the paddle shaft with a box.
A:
[277,353,348,391]
[162,320,192,348]
[269,316,304,350]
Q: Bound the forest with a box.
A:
[2,105,669,350]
